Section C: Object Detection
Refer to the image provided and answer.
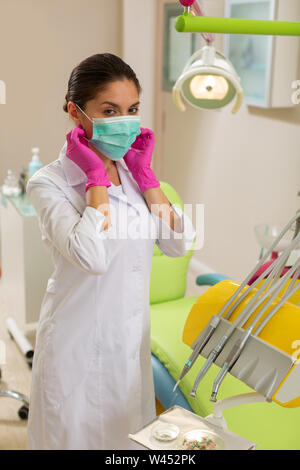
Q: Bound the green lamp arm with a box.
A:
[175,13,300,37]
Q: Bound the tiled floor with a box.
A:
[0,265,206,450]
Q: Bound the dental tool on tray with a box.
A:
[174,211,300,395]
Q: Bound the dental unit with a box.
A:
[141,1,300,447]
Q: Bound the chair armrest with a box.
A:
[196,273,232,286]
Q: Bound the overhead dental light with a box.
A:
[173,0,243,114]
[173,44,243,113]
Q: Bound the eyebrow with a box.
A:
[100,101,140,109]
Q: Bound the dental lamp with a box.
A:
[175,6,300,36]
[173,0,243,113]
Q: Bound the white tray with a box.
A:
[129,405,256,450]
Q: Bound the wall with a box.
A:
[1,0,300,283]
[160,0,300,281]
[0,0,122,180]
[122,0,157,131]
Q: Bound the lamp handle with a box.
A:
[172,86,186,112]
[181,47,209,75]
[232,90,244,114]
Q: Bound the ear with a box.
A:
[68,101,81,125]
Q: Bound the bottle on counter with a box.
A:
[1,169,22,197]
[28,147,43,178]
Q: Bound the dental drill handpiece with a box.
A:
[172,316,220,392]
[189,222,300,399]
[174,257,280,393]
[182,213,300,397]
[208,223,300,404]
[189,267,279,399]
[189,255,288,398]
[209,256,300,402]
[207,236,300,401]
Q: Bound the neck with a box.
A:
[88,142,115,172]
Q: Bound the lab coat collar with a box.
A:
[58,141,144,217]
[58,141,130,187]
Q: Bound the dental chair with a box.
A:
[150,182,300,450]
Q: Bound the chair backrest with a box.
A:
[150,181,195,305]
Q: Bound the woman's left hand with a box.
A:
[123,128,160,193]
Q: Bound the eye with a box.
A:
[129,107,139,114]
[103,109,116,115]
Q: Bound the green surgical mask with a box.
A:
[76,104,141,161]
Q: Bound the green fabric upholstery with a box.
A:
[150,181,194,305]
[150,181,300,450]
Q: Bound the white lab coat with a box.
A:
[26,141,196,450]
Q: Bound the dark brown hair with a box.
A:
[63,53,142,113]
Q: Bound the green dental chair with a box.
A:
[150,182,300,450]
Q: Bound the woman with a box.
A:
[26,53,196,450]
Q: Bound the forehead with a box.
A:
[94,79,139,104]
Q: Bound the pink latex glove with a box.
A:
[123,128,160,193]
[66,124,111,192]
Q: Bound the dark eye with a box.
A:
[104,109,116,115]
[129,107,139,114]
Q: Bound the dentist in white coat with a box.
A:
[26,53,196,450]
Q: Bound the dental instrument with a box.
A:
[173,261,277,392]
[182,277,300,407]
[174,212,300,392]
[183,259,278,396]
[190,229,300,398]
[209,259,300,402]
[174,211,300,393]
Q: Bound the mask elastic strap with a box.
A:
[75,104,93,123]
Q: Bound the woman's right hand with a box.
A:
[66,125,111,192]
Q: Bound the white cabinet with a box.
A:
[0,192,54,328]
[224,0,300,108]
